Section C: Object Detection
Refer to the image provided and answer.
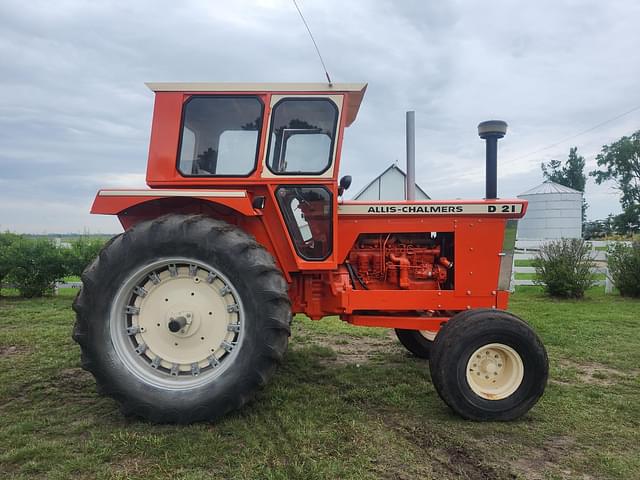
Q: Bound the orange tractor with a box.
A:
[74,82,548,423]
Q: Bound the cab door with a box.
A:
[262,94,343,267]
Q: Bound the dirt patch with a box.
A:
[0,344,31,357]
[304,330,406,365]
[557,359,635,386]
[380,413,512,480]
[53,367,95,392]
[511,436,591,480]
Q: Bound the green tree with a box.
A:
[591,130,640,211]
[611,204,640,236]
[541,146,588,222]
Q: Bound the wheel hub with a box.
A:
[419,330,437,341]
[167,312,192,334]
[465,343,524,400]
[111,259,244,388]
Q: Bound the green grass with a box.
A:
[1,288,639,479]
[514,259,534,267]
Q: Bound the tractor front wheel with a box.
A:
[395,329,436,359]
[72,214,291,423]
[429,309,547,421]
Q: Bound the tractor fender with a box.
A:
[91,189,259,218]
[91,189,293,282]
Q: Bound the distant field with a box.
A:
[1,288,638,479]
[24,234,117,241]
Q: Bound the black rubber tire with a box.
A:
[429,309,548,421]
[72,214,291,423]
[395,329,433,359]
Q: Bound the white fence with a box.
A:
[513,240,614,293]
[54,281,82,291]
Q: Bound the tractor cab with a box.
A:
[143,82,367,187]
[97,83,368,267]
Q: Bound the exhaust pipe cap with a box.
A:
[478,120,508,139]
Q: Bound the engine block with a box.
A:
[347,233,453,290]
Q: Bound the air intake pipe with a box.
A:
[478,120,508,199]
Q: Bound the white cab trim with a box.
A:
[146,82,367,93]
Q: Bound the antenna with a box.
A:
[291,0,333,86]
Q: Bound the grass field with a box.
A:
[1,287,639,479]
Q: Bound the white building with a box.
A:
[517,181,583,240]
[352,164,430,201]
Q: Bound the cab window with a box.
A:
[276,186,332,260]
[178,96,263,176]
[266,98,338,175]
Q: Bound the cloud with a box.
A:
[1,0,639,232]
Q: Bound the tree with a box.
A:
[591,130,640,210]
[591,131,640,237]
[611,204,640,236]
[541,146,588,222]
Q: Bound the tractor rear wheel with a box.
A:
[395,329,436,359]
[429,309,547,421]
[72,214,291,423]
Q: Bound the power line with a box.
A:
[291,0,333,85]
[505,103,640,165]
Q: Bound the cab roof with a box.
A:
[145,82,367,127]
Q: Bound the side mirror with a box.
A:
[338,175,352,196]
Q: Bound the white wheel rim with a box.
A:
[419,330,437,341]
[110,258,244,390]
[465,343,524,400]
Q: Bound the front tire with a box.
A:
[395,329,436,359]
[429,309,547,421]
[72,215,291,423]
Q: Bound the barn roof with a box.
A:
[352,163,430,200]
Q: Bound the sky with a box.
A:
[1,0,639,233]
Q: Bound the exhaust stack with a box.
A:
[478,120,508,200]
[406,111,416,201]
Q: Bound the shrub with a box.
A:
[65,237,106,277]
[0,232,22,292]
[7,238,67,297]
[607,242,640,297]
[534,238,597,298]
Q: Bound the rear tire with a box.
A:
[395,329,435,359]
[429,309,547,421]
[72,214,291,423]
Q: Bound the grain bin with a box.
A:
[517,180,582,240]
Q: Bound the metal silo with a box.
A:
[517,181,583,240]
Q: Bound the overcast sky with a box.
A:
[1,0,639,233]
